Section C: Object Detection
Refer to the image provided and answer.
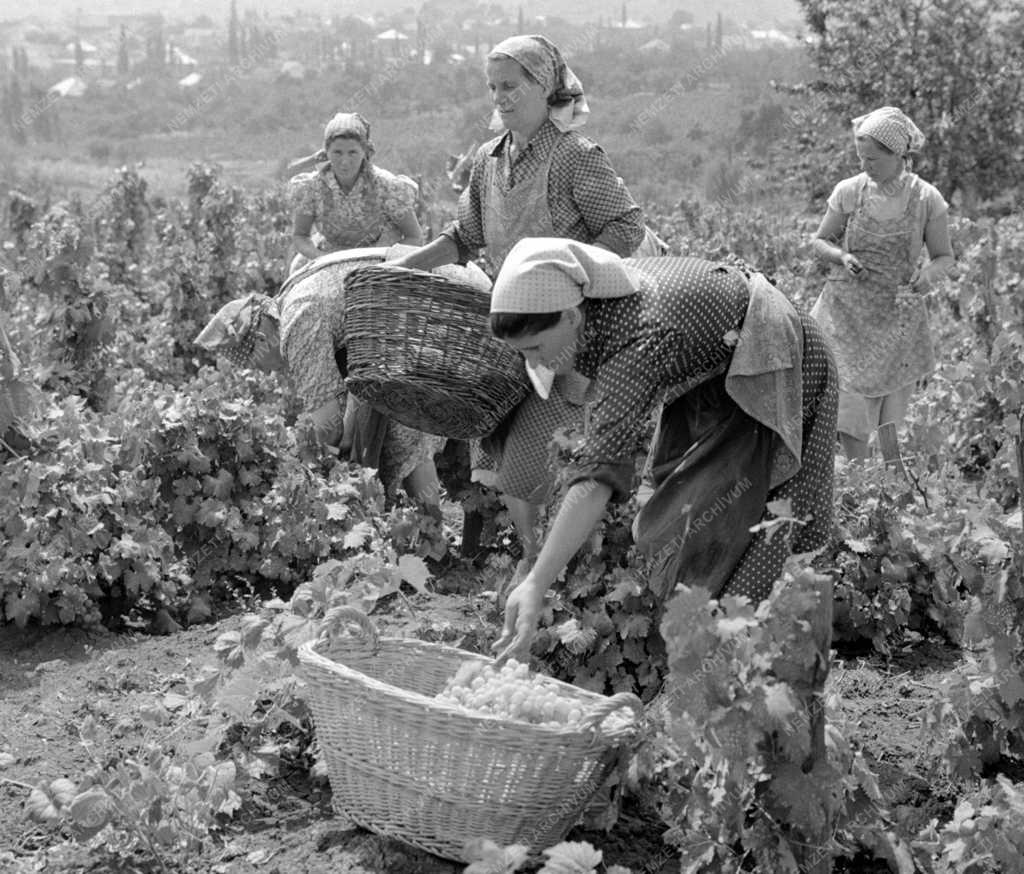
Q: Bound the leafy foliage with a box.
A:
[5,135,1024,873]
[922,531,1024,779]
[795,0,1024,202]
[650,568,891,873]
[26,714,240,871]
[912,778,1024,874]
[514,425,666,702]
[0,395,186,626]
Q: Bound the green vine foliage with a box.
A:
[652,568,892,873]
[92,166,150,286]
[23,204,114,410]
[922,533,1024,781]
[519,423,666,701]
[26,714,241,872]
[912,778,1024,874]
[0,395,186,626]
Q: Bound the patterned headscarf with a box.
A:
[323,112,375,160]
[491,238,643,313]
[852,107,925,157]
[491,238,643,398]
[487,34,590,132]
[194,293,278,367]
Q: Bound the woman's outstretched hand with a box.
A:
[492,574,546,665]
[909,263,946,294]
[840,252,864,277]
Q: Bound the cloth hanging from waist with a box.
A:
[634,375,773,603]
[724,272,804,489]
[333,347,387,471]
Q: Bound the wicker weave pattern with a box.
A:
[343,265,531,439]
[297,609,642,862]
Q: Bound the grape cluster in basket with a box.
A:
[435,659,586,728]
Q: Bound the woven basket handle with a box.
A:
[579,691,644,737]
[319,606,380,653]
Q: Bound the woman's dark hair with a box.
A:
[489,310,563,339]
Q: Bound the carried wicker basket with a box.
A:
[297,607,643,862]
[342,264,531,439]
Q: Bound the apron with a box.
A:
[481,135,559,275]
[634,376,773,604]
[476,132,589,502]
[810,174,933,396]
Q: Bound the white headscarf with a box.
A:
[490,238,645,398]
[491,238,643,313]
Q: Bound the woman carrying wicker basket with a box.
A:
[287,113,423,275]
[194,282,445,512]
[485,239,838,662]
[390,34,650,572]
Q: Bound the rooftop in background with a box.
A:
[3,0,803,30]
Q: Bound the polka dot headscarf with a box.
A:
[490,237,646,314]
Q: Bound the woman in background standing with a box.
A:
[810,106,954,460]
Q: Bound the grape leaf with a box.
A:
[555,619,598,654]
[619,614,650,638]
[325,502,349,521]
[999,673,1024,708]
[763,683,798,724]
[343,521,373,550]
[766,761,838,836]
[68,788,112,829]
[27,778,77,823]
[398,554,432,594]
[462,838,530,874]
[538,840,603,874]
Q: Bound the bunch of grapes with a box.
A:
[435,659,586,728]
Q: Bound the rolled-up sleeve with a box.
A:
[288,171,319,218]
[439,151,488,265]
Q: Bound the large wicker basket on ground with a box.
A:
[297,607,643,862]
[342,264,531,439]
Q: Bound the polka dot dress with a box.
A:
[490,257,750,502]
[724,313,837,602]
[572,256,753,498]
[568,256,838,604]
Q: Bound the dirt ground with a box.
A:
[0,590,965,874]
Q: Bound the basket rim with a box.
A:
[297,634,640,743]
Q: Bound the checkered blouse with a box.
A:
[442,120,645,269]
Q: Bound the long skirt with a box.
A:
[635,313,838,605]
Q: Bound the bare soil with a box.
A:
[0,594,964,874]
